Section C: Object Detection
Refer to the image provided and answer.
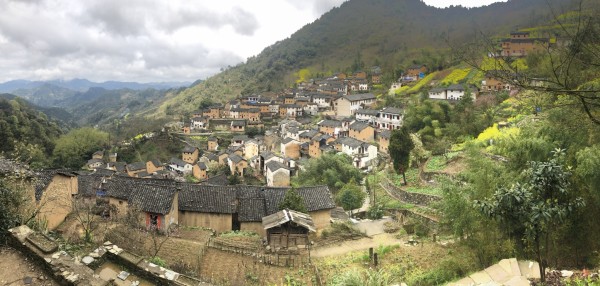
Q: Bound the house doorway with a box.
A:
[232,213,240,231]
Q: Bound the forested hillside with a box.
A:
[155,0,577,118]
[0,96,64,166]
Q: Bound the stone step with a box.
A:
[484,263,512,283]
[469,271,493,285]
[497,258,521,277]
[503,276,531,286]
[518,260,541,279]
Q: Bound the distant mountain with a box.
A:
[0,78,191,93]
[156,0,577,117]
[0,93,74,125]
[0,79,191,107]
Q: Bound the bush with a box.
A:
[219,230,259,238]
[366,204,384,220]
[407,257,472,286]
[149,256,167,267]
[414,222,430,237]
[321,222,366,239]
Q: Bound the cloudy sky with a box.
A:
[0,0,506,83]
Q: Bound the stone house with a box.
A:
[378,130,391,154]
[317,119,343,138]
[86,158,104,170]
[265,161,290,187]
[244,139,260,159]
[92,151,104,160]
[227,154,247,176]
[335,137,378,169]
[129,186,179,231]
[355,109,379,125]
[193,162,208,181]
[191,116,207,130]
[146,159,164,174]
[406,64,427,78]
[207,137,219,152]
[333,93,376,118]
[481,71,514,92]
[230,120,246,132]
[34,171,78,230]
[126,162,147,177]
[281,138,301,160]
[182,146,199,164]
[349,121,375,142]
[501,31,549,57]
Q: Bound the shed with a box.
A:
[262,209,315,249]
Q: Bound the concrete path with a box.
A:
[447,258,540,286]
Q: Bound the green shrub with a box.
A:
[366,203,384,219]
[219,230,259,238]
[149,256,167,267]
[414,222,430,237]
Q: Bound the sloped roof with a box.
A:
[266,161,288,173]
[262,209,316,232]
[299,130,319,138]
[318,119,342,128]
[196,162,207,170]
[129,185,177,215]
[127,162,146,172]
[229,154,245,164]
[149,159,162,167]
[336,137,366,148]
[349,121,371,132]
[182,146,197,153]
[203,174,229,186]
[355,109,379,116]
[263,186,335,214]
[34,170,76,201]
[104,175,178,200]
[169,158,189,168]
[344,93,376,102]
[380,107,402,115]
[178,185,237,213]
[378,130,391,139]
[447,84,465,91]
[78,174,104,197]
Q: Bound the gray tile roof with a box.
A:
[229,154,245,164]
[129,185,177,215]
[318,120,342,128]
[178,185,237,213]
[378,130,391,139]
[169,158,189,168]
[447,84,465,91]
[197,162,207,170]
[344,93,376,102]
[263,186,336,214]
[336,137,366,148]
[355,109,379,116]
[349,121,371,132]
[266,161,287,172]
[262,209,316,232]
[182,146,197,154]
[380,107,403,115]
[34,170,76,201]
[127,162,146,172]
[299,130,319,139]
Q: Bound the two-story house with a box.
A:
[348,121,375,142]
[375,107,403,130]
[182,146,199,164]
[333,93,376,118]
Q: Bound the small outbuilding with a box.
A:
[262,209,315,250]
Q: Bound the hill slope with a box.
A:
[154,0,577,117]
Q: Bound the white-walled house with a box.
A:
[168,158,193,174]
[375,107,403,130]
[336,137,378,169]
[428,88,447,100]
[355,109,379,125]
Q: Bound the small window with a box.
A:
[118,200,123,205]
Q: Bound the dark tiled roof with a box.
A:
[78,174,104,197]
[318,120,342,128]
[182,146,197,153]
[380,107,403,115]
[378,130,391,139]
[197,162,207,170]
[238,198,266,222]
[150,159,163,167]
[281,137,298,145]
[229,154,245,164]
[127,162,146,172]
[266,161,287,172]
[263,186,336,214]
[34,170,76,201]
[178,185,237,213]
[344,93,376,101]
[104,175,178,200]
[93,168,116,177]
[262,209,316,232]
[129,185,177,215]
[336,137,365,148]
[447,84,465,91]
[299,130,319,138]
[231,120,246,127]
[355,109,379,116]
[203,174,229,186]
[349,121,371,132]
[169,158,189,168]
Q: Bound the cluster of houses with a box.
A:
[27,167,337,246]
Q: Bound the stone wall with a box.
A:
[381,179,441,207]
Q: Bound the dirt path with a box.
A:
[0,247,59,286]
[311,233,403,258]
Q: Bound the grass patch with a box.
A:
[405,186,443,196]
[219,230,259,238]
[425,156,447,172]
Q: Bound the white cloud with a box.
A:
[0,0,504,82]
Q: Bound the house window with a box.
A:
[118,200,123,205]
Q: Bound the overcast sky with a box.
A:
[0,0,506,83]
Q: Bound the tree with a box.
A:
[52,127,109,168]
[336,180,366,216]
[278,189,307,213]
[476,149,584,282]
[294,153,363,192]
[71,199,107,244]
[389,126,415,185]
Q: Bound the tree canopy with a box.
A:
[52,127,109,168]
[389,126,414,185]
[335,180,366,214]
[278,189,307,213]
[294,153,363,192]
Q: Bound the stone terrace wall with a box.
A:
[381,178,441,207]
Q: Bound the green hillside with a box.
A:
[153,0,577,118]
[0,96,64,165]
